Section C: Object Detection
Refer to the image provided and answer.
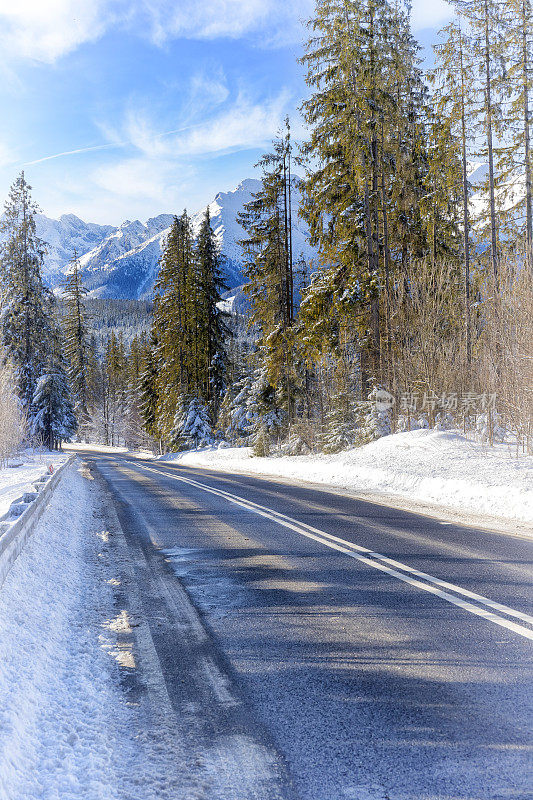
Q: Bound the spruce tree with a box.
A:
[170,397,214,451]
[61,251,91,438]
[500,0,533,263]
[238,120,298,426]
[30,329,76,449]
[151,214,195,438]
[139,332,160,443]
[195,208,230,416]
[432,20,477,363]
[299,0,434,391]
[103,331,127,446]
[0,172,54,411]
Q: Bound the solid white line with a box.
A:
[137,464,533,642]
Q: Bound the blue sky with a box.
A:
[0,0,453,225]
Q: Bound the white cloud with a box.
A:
[410,0,453,31]
[139,0,313,47]
[81,88,295,221]
[0,0,312,65]
[101,87,296,163]
[92,156,190,204]
[0,0,121,63]
[172,89,297,156]
[189,69,230,111]
[0,0,451,67]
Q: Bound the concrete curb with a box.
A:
[0,455,76,590]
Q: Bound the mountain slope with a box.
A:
[0,213,116,286]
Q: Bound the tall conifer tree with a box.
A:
[61,251,92,437]
[0,172,53,411]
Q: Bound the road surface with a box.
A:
[83,450,533,800]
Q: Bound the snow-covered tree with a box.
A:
[248,367,283,453]
[61,252,92,438]
[218,376,256,443]
[0,172,54,411]
[170,397,214,451]
[321,388,358,453]
[30,364,76,450]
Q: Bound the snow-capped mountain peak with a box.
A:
[2,176,316,300]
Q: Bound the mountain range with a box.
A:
[28,177,316,300]
[2,163,525,303]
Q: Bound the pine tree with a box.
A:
[500,0,533,263]
[299,0,435,391]
[103,331,127,446]
[195,208,230,416]
[139,331,160,443]
[151,213,196,438]
[0,172,54,411]
[170,396,214,451]
[238,120,298,427]
[61,251,92,438]
[30,330,76,449]
[123,334,150,450]
[218,375,255,443]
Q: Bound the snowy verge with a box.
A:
[0,462,137,800]
[0,456,75,590]
[159,430,533,528]
[0,449,68,520]
[0,460,203,800]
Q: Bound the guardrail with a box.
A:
[0,455,76,590]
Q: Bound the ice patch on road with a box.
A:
[164,546,249,618]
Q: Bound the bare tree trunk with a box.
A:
[483,0,499,286]
[522,0,533,269]
[459,28,472,365]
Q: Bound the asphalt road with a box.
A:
[84,451,533,800]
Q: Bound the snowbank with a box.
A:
[0,462,197,800]
[0,450,68,519]
[162,430,533,526]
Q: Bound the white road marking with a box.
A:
[136,464,533,642]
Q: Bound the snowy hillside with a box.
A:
[163,429,533,527]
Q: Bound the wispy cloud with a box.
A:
[0,0,311,65]
[101,87,296,162]
[24,142,123,166]
[139,0,313,47]
[0,141,16,169]
[0,0,451,68]
[81,88,295,221]
[173,89,298,156]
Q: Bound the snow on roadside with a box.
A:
[162,429,533,526]
[0,449,67,519]
[0,461,196,800]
